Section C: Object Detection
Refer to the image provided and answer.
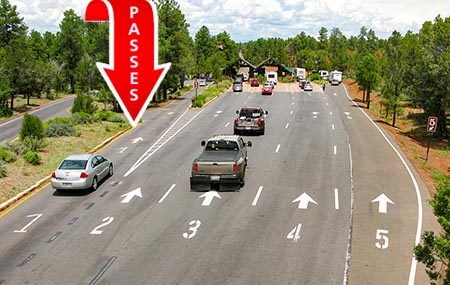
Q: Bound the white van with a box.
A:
[265,71,278,85]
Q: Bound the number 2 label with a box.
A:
[90,217,114,235]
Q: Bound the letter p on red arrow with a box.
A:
[85,0,171,127]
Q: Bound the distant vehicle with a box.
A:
[234,106,268,135]
[265,81,274,89]
[51,154,113,191]
[236,73,244,83]
[265,71,278,85]
[319,70,329,80]
[190,134,252,191]
[205,75,213,82]
[261,85,272,95]
[198,78,206,86]
[250,78,259,87]
[329,70,343,85]
[303,82,313,91]
[294,67,306,80]
[299,78,307,89]
[233,81,243,92]
[243,73,249,81]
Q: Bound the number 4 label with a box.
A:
[375,229,389,249]
[287,224,302,242]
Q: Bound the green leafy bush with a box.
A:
[71,112,93,124]
[20,113,44,141]
[23,151,41,165]
[309,73,321,81]
[45,123,80,137]
[0,161,6,177]
[95,111,125,123]
[46,117,73,127]
[0,147,16,163]
[22,136,46,152]
[72,93,98,114]
[0,107,12,117]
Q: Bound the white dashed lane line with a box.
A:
[334,188,340,210]
[252,186,264,206]
[158,184,176,204]
[332,124,335,130]
[334,146,337,155]
[225,122,230,128]
[275,144,281,153]
[285,123,289,129]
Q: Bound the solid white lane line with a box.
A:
[252,186,264,206]
[335,188,340,210]
[275,144,281,153]
[334,146,337,155]
[285,123,289,129]
[225,122,230,128]
[332,124,335,130]
[158,184,176,204]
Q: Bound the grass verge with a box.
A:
[191,79,232,107]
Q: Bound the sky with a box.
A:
[10,0,450,42]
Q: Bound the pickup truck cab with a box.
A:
[190,135,252,191]
[234,106,268,135]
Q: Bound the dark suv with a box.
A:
[234,106,268,135]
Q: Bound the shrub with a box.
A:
[45,123,79,137]
[309,73,321,81]
[72,112,93,124]
[0,107,12,117]
[20,113,44,141]
[72,93,98,114]
[0,161,6,177]
[0,148,16,163]
[23,151,41,165]
[95,110,125,123]
[22,136,46,152]
[107,113,125,123]
[46,117,73,127]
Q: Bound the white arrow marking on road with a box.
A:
[131,137,143,144]
[199,191,222,206]
[372,193,395,214]
[292,193,318,209]
[120,188,142,203]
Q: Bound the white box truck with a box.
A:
[265,71,278,85]
[329,70,343,85]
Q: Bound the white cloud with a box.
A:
[10,0,450,41]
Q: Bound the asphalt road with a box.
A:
[0,96,75,142]
[0,82,436,284]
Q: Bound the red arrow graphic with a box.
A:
[85,0,171,127]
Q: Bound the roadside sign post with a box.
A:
[425,116,438,162]
[194,79,198,99]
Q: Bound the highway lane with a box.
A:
[0,96,74,142]
[0,83,353,284]
[325,85,435,284]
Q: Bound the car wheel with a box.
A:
[108,164,114,177]
[260,128,265,135]
[240,170,245,187]
[233,129,239,135]
[92,176,98,191]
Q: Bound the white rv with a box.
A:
[319,70,329,80]
[294,68,306,79]
[329,70,343,85]
[265,71,278,85]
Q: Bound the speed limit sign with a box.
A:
[427,116,438,133]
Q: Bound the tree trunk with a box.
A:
[366,85,371,109]
[27,93,31,106]
[392,103,397,127]
[10,94,14,110]
[362,89,366,102]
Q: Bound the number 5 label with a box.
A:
[375,229,389,249]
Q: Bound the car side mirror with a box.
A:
[265,110,268,115]
[236,110,239,114]
[246,141,252,147]
[201,141,206,146]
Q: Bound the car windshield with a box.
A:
[59,159,88,170]
[240,108,261,118]
[205,140,239,151]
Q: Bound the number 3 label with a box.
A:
[375,229,389,249]
[183,220,201,239]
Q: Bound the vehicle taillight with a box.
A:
[233,163,237,172]
[80,172,89,179]
[258,118,264,126]
[234,118,239,126]
[192,163,198,173]
[51,171,56,178]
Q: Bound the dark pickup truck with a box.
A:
[190,134,252,191]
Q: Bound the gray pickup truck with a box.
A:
[190,134,252,191]
[234,106,268,135]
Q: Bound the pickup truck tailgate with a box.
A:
[197,161,235,175]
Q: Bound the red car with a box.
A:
[250,79,259,87]
[261,85,272,95]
